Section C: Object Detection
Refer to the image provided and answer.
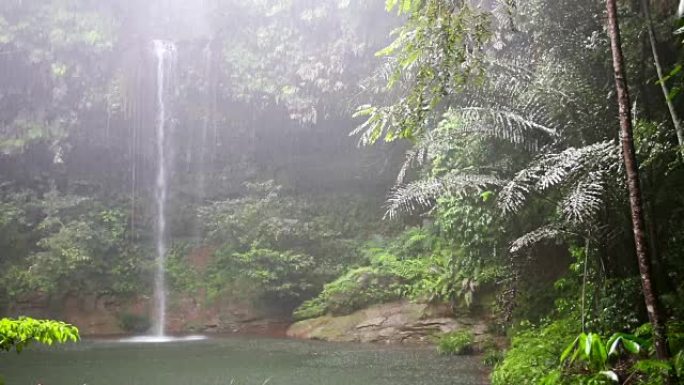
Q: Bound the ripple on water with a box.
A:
[0,336,487,385]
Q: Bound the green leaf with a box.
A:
[622,339,640,354]
[353,105,375,118]
[608,335,621,356]
[399,0,413,14]
[385,0,399,12]
[480,191,494,202]
[386,0,414,14]
[582,333,591,357]
[592,335,607,366]
[607,333,642,356]
[561,336,579,363]
[600,370,619,382]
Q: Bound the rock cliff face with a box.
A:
[7,293,145,335]
[287,301,491,344]
[8,296,492,343]
[6,293,289,337]
[165,296,290,336]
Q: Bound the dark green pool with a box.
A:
[0,336,487,385]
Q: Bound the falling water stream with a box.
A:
[196,43,212,208]
[127,40,206,343]
[152,40,175,337]
[119,41,206,344]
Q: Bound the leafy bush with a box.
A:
[630,359,674,385]
[165,243,202,294]
[294,226,503,320]
[0,317,79,353]
[494,315,684,385]
[199,181,367,271]
[293,266,402,319]
[205,246,318,307]
[198,181,383,308]
[587,278,643,335]
[675,351,684,380]
[483,348,504,367]
[437,330,475,355]
[560,332,610,371]
[118,313,151,333]
[0,190,146,299]
[492,318,578,385]
[479,336,503,366]
[293,297,328,320]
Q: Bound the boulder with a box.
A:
[287,300,490,344]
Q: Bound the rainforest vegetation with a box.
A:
[1,0,684,384]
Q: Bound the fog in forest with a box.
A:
[1,1,683,385]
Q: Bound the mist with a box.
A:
[1,1,683,384]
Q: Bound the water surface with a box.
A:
[0,336,487,385]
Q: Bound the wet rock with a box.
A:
[355,316,387,329]
[287,300,492,344]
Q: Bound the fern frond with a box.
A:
[510,225,567,253]
[498,140,620,214]
[457,106,556,145]
[386,172,503,218]
[560,172,605,224]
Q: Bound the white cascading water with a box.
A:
[197,43,211,213]
[119,40,205,344]
[152,39,176,337]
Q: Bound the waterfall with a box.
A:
[152,39,176,337]
[197,43,211,213]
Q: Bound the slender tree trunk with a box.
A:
[641,0,684,152]
[605,0,672,362]
[581,237,590,333]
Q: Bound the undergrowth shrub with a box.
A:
[207,246,317,305]
[491,318,578,385]
[483,348,504,367]
[118,313,151,333]
[480,336,503,366]
[294,227,502,320]
[293,266,401,319]
[437,330,475,355]
[165,243,202,294]
[195,181,387,309]
[494,317,684,385]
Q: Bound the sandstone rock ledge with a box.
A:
[286,300,490,344]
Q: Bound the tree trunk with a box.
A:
[605,0,672,362]
[641,0,684,152]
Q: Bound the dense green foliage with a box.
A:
[117,313,151,334]
[0,188,145,301]
[491,318,684,385]
[0,0,398,316]
[163,181,391,311]
[1,0,684,384]
[294,225,501,320]
[437,330,475,356]
[0,317,79,353]
[492,319,580,385]
[347,0,684,383]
